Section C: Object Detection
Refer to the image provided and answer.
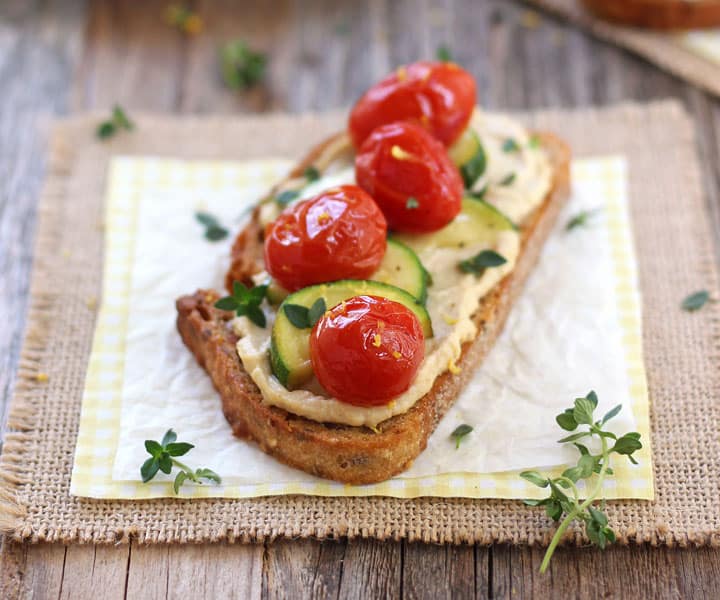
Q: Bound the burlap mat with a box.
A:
[0,100,718,546]
[528,0,720,98]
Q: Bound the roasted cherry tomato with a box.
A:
[348,61,476,148]
[264,185,387,292]
[355,121,463,233]
[310,295,425,406]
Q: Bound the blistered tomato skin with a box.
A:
[310,295,425,407]
[348,61,476,148]
[264,185,387,292]
[355,121,463,233]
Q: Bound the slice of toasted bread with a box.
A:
[176,131,571,485]
[582,0,720,30]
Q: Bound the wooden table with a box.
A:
[1,1,719,597]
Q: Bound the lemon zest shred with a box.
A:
[390,145,416,161]
[372,334,382,347]
[396,66,408,81]
[392,351,402,360]
[448,359,462,375]
[35,373,49,383]
[442,313,458,326]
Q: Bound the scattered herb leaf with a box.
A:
[499,172,516,186]
[529,135,541,149]
[215,281,268,328]
[275,189,300,207]
[96,105,134,140]
[195,211,229,241]
[406,197,419,209]
[284,298,326,329]
[304,166,320,182]
[165,5,203,35]
[459,250,507,275]
[681,290,712,312]
[140,429,221,494]
[502,138,520,153]
[566,208,601,231]
[450,424,473,449]
[521,391,642,573]
[436,45,453,62]
[220,40,267,90]
[460,144,487,189]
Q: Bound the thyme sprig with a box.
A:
[521,391,642,573]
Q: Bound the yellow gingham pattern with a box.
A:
[70,155,653,500]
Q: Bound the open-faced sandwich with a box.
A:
[176,61,571,484]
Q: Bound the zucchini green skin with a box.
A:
[449,129,487,189]
[372,238,429,304]
[270,279,433,388]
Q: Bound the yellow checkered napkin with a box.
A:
[70,155,653,501]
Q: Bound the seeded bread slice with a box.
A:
[176,131,570,485]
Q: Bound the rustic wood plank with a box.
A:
[402,541,476,599]
[58,545,130,600]
[14,544,65,600]
[338,540,402,600]
[491,545,720,599]
[72,0,185,111]
[127,543,264,600]
[262,539,348,600]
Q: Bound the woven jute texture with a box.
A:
[529,0,720,99]
[0,100,718,546]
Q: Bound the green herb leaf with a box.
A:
[195,468,222,484]
[145,440,163,457]
[140,457,160,483]
[161,429,177,446]
[140,430,221,494]
[576,454,596,478]
[214,297,238,311]
[556,409,577,431]
[216,282,268,328]
[275,190,300,207]
[158,454,173,474]
[173,471,188,494]
[589,506,608,526]
[601,404,622,425]
[499,173,516,186]
[529,135,541,149]
[112,105,133,131]
[195,211,229,242]
[406,197,419,209]
[459,145,487,189]
[307,298,327,327]
[205,225,229,241]
[572,396,596,425]
[502,138,520,153]
[436,45,453,62]
[458,250,507,275]
[283,304,311,329]
[545,500,563,521]
[450,424,473,449]
[556,431,590,443]
[165,442,195,457]
[96,122,116,139]
[195,212,219,228]
[520,471,549,488]
[220,40,267,90]
[565,208,600,231]
[611,433,643,457]
[681,290,711,312]
[304,166,320,182]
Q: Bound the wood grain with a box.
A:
[1,0,720,598]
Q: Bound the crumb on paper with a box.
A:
[35,373,49,383]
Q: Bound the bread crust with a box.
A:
[177,131,571,484]
[582,0,720,30]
